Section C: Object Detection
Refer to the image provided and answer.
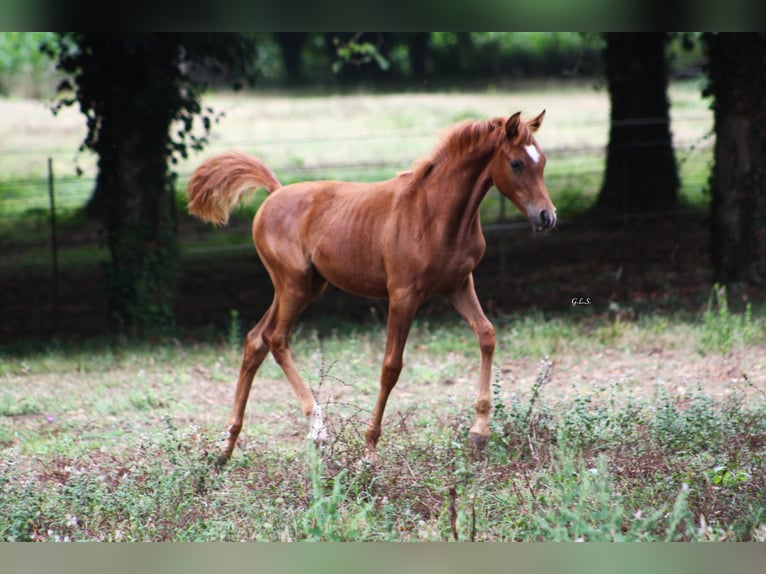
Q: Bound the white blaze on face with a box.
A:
[525,144,540,164]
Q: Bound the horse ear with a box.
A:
[505,112,522,139]
[527,110,546,132]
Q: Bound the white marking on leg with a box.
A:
[525,144,540,164]
[307,402,328,442]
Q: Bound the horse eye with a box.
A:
[510,159,524,173]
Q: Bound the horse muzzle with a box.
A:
[532,209,557,232]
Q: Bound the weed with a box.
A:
[532,447,663,541]
[300,448,377,541]
[129,390,166,411]
[560,389,611,451]
[699,284,757,354]
[704,464,751,488]
[227,308,242,351]
[651,383,730,453]
[0,395,42,416]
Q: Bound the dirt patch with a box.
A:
[180,343,765,455]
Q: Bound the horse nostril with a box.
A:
[540,210,550,227]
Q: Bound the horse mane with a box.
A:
[405,117,511,190]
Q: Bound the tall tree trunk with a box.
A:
[51,33,257,337]
[704,33,766,287]
[99,113,178,336]
[275,32,307,86]
[409,33,430,80]
[597,33,679,214]
[85,35,180,336]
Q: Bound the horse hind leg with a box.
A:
[219,305,275,465]
[265,272,329,444]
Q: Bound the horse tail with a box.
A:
[186,151,281,226]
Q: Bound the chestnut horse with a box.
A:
[187,111,555,463]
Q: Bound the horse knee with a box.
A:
[382,355,403,382]
[244,328,267,356]
[246,326,264,346]
[265,333,289,363]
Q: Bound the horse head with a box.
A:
[490,110,556,232]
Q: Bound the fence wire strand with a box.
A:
[1,114,714,262]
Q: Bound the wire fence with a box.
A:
[0,113,714,264]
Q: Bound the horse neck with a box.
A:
[420,150,495,240]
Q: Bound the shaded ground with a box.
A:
[1,210,762,346]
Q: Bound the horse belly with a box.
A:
[258,181,394,299]
[311,246,389,299]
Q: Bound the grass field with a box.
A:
[1,296,765,541]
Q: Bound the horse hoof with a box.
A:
[306,428,329,444]
[356,456,375,470]
[469,432,489,451]
[361,446,378,466]
[216,452,232,469]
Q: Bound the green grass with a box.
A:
[700,284,760,354]
[1,300,765,541]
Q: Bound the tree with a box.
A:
[596,33,679,214]
[703,33,766,287]
[46,33,257,336]
[274,33,307,85]
[407,33,430,80]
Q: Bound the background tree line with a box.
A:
[1,32,763,337]
[1,32,704,96]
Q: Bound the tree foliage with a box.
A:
[0,32,57,96]
[46,33,256,166]
[262,32,607,87]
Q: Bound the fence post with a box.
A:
[48,157,60,333]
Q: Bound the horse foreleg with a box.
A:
[449,275,495,450]
[364,293,419,461]
[220,306,275,465]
